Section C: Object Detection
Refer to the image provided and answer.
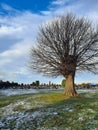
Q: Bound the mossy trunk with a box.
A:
[64,74,78,97]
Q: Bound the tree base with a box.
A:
[64,74,79,97]
[64,92,79,97]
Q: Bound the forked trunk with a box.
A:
[64,74,78,97]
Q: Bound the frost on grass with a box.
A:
[0,100,26,116]
[0,90,98,129]
[0,95,47,116]
[0,109,60,129]
[1,104,98,130]
[0,97,74,129]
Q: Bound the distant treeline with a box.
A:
[0,80,60,89]
[0,80,98,89]
[0,80,20,89]
[75,83,98,89]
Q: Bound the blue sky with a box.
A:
[0,0,53,14]
[0,0,98,84]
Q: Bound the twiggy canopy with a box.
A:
[30,14,98,77]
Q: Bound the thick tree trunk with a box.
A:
[64,74,78,97]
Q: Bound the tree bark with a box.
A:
[64,74,78,97]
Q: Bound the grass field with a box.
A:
[0,89,98,129]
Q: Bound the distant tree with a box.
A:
[32,82,36,86]
[30,14,98,96]
[61,79,66,87]
[21,83,24,86]
[96,84,98,87]
[49,81,51,86]
[80,83,90,88]
[36,80,40,86]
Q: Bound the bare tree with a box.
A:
[30,14,98,96]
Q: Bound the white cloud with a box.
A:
[1,3,15,11]
[0,49,22,57]
[1,3,20,14]
[13,67,29,75]
[0,9,51,82]
[52,0,66,5]
[52,0,67,5]
[0,26,23,36]
[0,59,12,66]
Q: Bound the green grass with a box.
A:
[0,94,33,108]
[0,90,98,129]
[0,93,67,109]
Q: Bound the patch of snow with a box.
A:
[32,111,43,118]
[53,112,58,115]
[68,109,73,112]
[88,109,95,113]
[78,117,84,121]
[0,121,5,127]
[65,107,74,112]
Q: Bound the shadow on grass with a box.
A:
[25,92,98,113]
[24,93,98,129]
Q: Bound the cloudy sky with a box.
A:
[0,0,98,84]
